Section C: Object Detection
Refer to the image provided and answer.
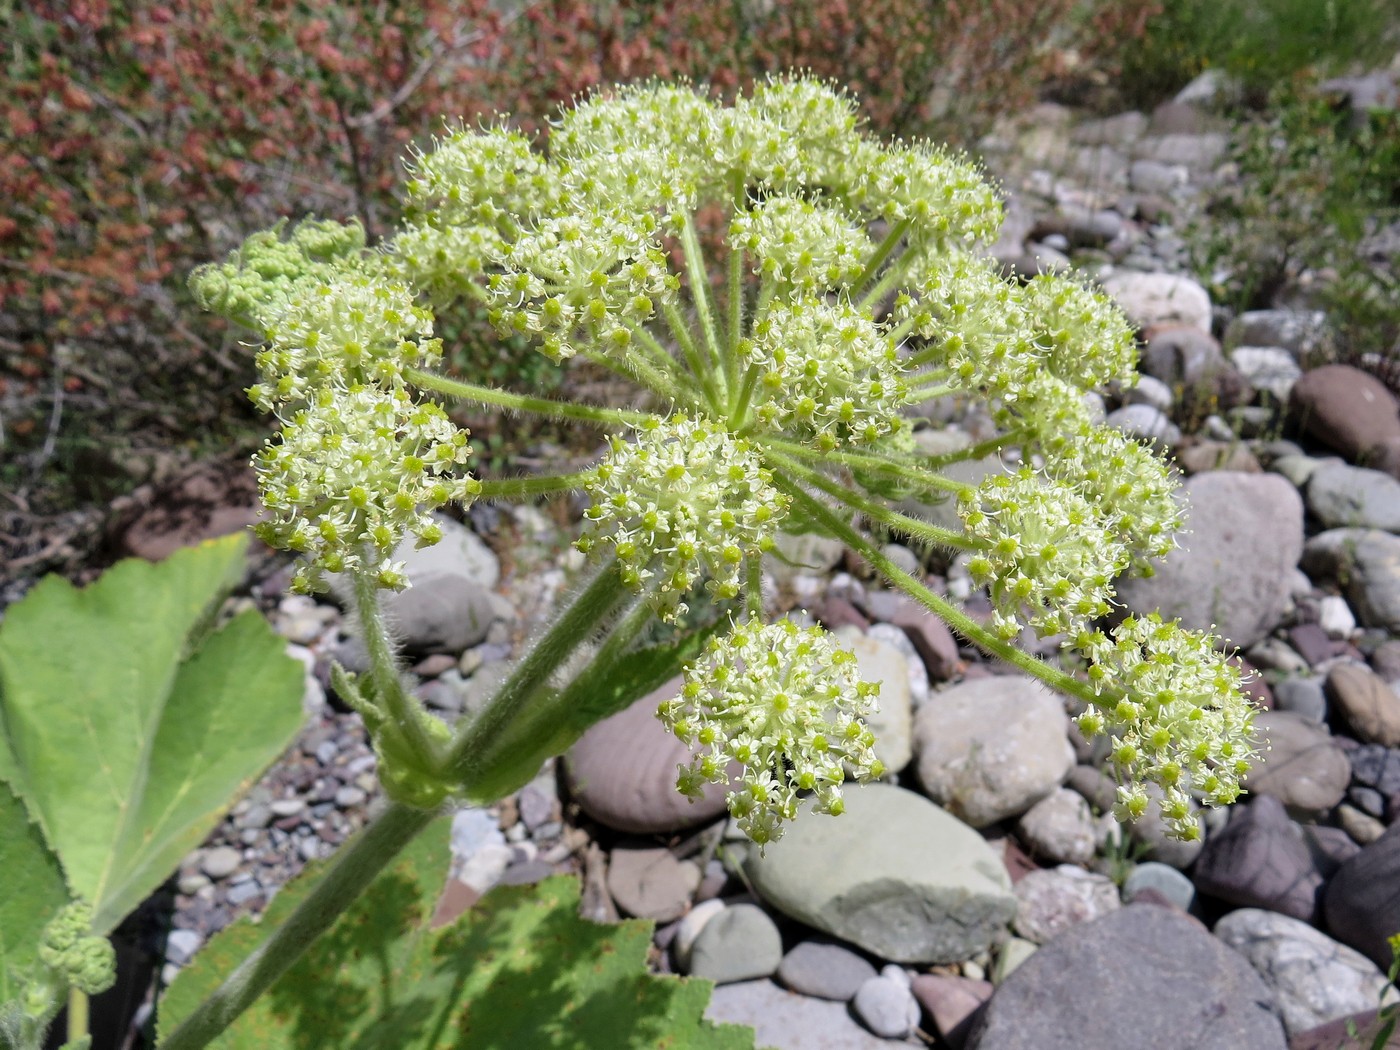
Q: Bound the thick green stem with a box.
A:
[475,471,594,500]
[775,477,1100,706]
[728,364,760,429]
[158,802,438,1050]
[629,324,700,398]
[921,430,1024,469]
[581,347,686,406]
[352,571,443,772]
[746,558,763,620]
[67,989,88,1046]
[405,369,654,428]
[726,174,746,377]
[910,383,958,402]
[446,562,628,786]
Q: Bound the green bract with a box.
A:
[192,75,1258,848]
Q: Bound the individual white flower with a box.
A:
[254,383,478,592]
[658,618,884,845]
[577,416,788,618]
[1072,614,1258,840]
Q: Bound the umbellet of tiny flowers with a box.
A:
[959,467,1129,641]
[250,272,442,411]
[576,416,788,619]
[729,195,872,293]
[255,382,478,593]
[658,618,884,846]
[1071,614,1258,840]
[1020,273,1139,393]
[741,296,907,450]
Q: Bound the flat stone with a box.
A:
[1012,865,1120,945]
[1245,711,1351,815]
[1307,462,1400,531]
[963,904,1286,1050]
[1139,324,1227,388]
[673,898,726,971]
[564,680,733,834]
[199,846,242,881]
[1122,862,1195,911]
[687,903,783,985]
[746,783,1016,964]
[1327,663,1400,746]
[913,675,1073,827]
[1014,788,1097,865]
[1106,404,1181,447]
[1214,908,1399,1036]
[1292,365,1400,462]
[1231,347,1302,402]
[852,975,919,1039]
[1226,310,1328,358]
[606,846,700,922]
[706,980,917,1050]
[1115,471,1304,649]
[1102,272,1212,333]
[776,940,878,1002]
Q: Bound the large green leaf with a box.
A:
[0,780,68,1003]
[159,818,753,1049]
[0,536,305,934]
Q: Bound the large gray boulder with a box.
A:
[965,905,1287,1050]
[746,783,1015,965]
[1114,472,1304,649]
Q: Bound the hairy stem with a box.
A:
[352,571,443,772]
[774,477,1100,706]
[475,471,594,499]
[761,435,975,498]
[405,369,654,428]
[679,212,726,399]
[446,561,629,786]
[158,803,438,1050]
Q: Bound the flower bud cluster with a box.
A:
[577,417,788,618]
[188,218,367,332]
[742,297,907,449]
[255,383,479,592]
[960,467,1128,640]
[1073,615,1257,839]
[38,902,115,997]
[659,618,884,845]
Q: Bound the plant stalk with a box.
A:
[158,802,437,1050]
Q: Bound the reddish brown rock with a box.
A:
[1327,663,1400,747]
[115,459,265,561]
[564,680,734,834]
[911,974,993,1050]
[1291,365,1400,462]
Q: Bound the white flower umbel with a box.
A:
[577,416,788,618]
[255,382,478,592]
[658,618,884,846]
[1073,614,1258,840]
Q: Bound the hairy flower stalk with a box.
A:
[193,75,1258,852]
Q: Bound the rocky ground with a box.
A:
[85,66,1400,1050]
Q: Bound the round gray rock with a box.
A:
[1101,271,1213,333]
[687,903,783,985]
[913,675,1074,827]
[1114,471,1305,649]
[746,783,1016,964]
[706,980,913,1050]
[1244,710,1350,815]
[833,627,913,774]
[852,975,919,1039]
[1307,461,1400,531]
[964,904,1287,1050]
[1014,787,1098,865]
[776,940,878,1002]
